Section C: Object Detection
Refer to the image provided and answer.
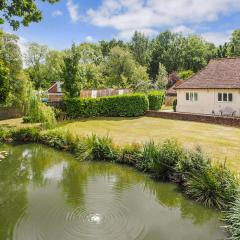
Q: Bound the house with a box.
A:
[47,81,130,102]
[165,80,184,106]
[175,58,240,116]
[47,81,64,102]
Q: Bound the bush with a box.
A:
[225,197,240,239]
[148,91,165,110]
[0,127,12,142]
[24,93,56,126]
[118,144,142,166]
[175,147,211,185]
[173,99,177,112]
[152,139,184,180]
[184,164,238,209]
[11,127,40,142]
[65,93,149,118]
[136,141,158,172]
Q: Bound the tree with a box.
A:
[228,29,240,56]
[25,42,48,89]
[217,43,228,58]
[104,46,149,88]
[155,63,168,89]
[62,43,81,97]
[45,50,65,84]
[130,31,149,66]
[0,60,10,103]
[99,39,128,57]
[0,0,59,30]
[148,31,184,79]
[178,70,194,80]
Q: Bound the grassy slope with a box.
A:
[1,117,240,170]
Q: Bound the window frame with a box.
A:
[186,91,198,102]
[217,92,233,102]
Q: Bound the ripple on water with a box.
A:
[64,195,146,240]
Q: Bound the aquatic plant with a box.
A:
[225,197,240,239]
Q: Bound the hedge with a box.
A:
[148,91,165,110]
[65,93,149,118]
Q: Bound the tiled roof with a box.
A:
[166,80,184,96]
[176,58,240,89]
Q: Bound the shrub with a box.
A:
[24,92,56,126]
[225,197,240,239]
[173,99,177,112]
[152,139,184,180]
[0,127,12,142]
[175,147,211,185]
[118,144,142,166]
[148,91,165,110]
[136,141,158,172]
[65,93,149,118]
[11,127,40,142]
[184,164,238,209]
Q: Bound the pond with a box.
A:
[0,144,226,240]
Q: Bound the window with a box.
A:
[217,92,233,102]
[186,92,198,102]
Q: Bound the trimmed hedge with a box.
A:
[148,91,165,110]
[65,93,149,118]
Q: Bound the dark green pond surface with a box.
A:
[0,144,226,240]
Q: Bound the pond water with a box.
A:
[0,144,226,240]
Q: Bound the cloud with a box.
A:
[201,30,233,45]
[18,36,28,67]
[67,0,79,22]
[86,0,240,39]
[85,36,94,42]
[52,10,63,17]
[117,28,157,40]
[171,25,195,35]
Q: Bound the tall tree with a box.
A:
[130,31,149,66]
[62,43,81,97]
[0,60,10,103]
[228,29,240,56]
[0,0,59,30]
[104,46,149,88]
[156,63,168,89]
[25,42,48,89]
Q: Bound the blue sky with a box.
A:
[3,0,240,51]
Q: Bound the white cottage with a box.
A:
[175,58,240,116]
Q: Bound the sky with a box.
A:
[3,0,240,52]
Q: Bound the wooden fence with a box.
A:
[0,107,23,120]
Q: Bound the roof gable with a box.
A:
[176,58,240,89]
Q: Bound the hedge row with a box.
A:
[65,93,149,118]
[148,91,165,111]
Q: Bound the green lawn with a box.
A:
[55,117,240,171]
[1,117,240,171]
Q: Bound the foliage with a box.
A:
[24,88,56,126]
[178,70,194,80]
[65,93,149,118]
[173,99,177,112]
[62,43,82,97]
[0,60,10,103]
[225,197,240,239]
[155,63,168,89]
[25,42,49,89]
[130,31,149,66]
[118,144,142,166]
[184,164,238,209]
[0,0,59,30]
[148,91,165,110]
[136,141,158,172]
[152,139,184,181]
[11,127,40,142]
[104,46,150,88]
[228,29,240,57]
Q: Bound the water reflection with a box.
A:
[0,144,226,240]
